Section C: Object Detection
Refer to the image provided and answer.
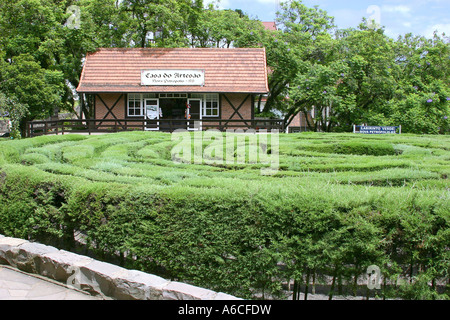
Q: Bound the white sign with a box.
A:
[146,105,159,120]
[354,125,401,134]
[141,70,205,86]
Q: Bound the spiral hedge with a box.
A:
[0,131,448,299]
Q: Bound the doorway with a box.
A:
[158,97,202,131]
[159,98,186,130]
[187,98,202,130]
[144,98,159,131]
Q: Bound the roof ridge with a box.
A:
[95,47,265,51]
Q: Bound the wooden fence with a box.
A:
[26,118,285,138]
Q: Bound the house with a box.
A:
[261,21,277,31]
[75,47,275,132]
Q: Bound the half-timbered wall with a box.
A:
[95,93,126,121]
[94,93,254,124]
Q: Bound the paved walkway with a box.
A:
[0,265,102,300]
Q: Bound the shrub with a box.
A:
[0,132,448,299]
[305,140,396,156]
[336,141,396,156]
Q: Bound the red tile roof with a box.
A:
[76,48,269,94]
[262,22,277,31]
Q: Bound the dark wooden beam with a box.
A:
[96,94,124,127]
[223,94,251,127]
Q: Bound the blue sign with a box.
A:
[355,126,401,134]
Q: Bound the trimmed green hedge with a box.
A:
[0,133,449,299]
[305,140,397,156]
[0,165,448,299]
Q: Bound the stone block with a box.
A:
[15,242,59,274]
[214,292,243,300]
[111,269,170,300]
[78,260,126,297]
[162,281,218,300]
[0,237,29,266]
[40,250,93,282]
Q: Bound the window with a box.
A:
[128,94,142,116]
[159,93,187,98]
[203,94,219,117]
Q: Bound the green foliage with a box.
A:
[0,132,448,299]
[1,0,447,134]
[306,140,396,156]
[0,0,448,300]
[191,8,266,48]
[263,1,449,134]
[0,54,64,132]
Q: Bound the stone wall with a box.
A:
[0,235,240,300]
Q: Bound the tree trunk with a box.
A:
[353,270,359,296]
[312,271,316,295]
[304,268,311,300]
[329,267,337,300]
[292,279,299,300]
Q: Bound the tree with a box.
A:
[389,33,450,133]
[0,54,64,135]
[0,0,95,119]
[64,0,127,118]
[261,0,336,118]
[191,8,265,48]
[119,0,197,48]
[264,1,448,133]
[334,25,398,130]
[287,57,348,132]
[0,0,65,69]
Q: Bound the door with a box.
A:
[186,98,202,130]
[145,98,160,131]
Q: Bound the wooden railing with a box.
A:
[26,118,285,138]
